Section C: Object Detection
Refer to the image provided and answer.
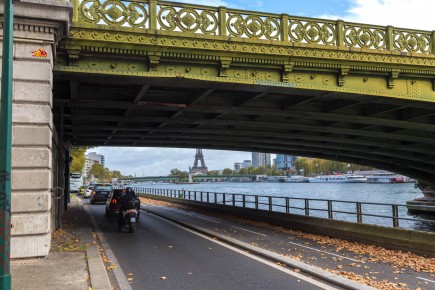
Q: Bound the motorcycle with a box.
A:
[118,208,138,233]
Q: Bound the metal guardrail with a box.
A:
[133,187,435,230]
[73,0,435,55]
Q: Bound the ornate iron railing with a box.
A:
[73,0,435,55]
[134,187,435,231]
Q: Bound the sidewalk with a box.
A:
[11,195,111,290]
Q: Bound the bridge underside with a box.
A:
[53,72,435,185]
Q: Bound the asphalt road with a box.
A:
[140,203,435,290]
[86,200,341,290]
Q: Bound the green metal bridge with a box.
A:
[53,0,435,186]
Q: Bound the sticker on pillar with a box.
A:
[32,49,48,58]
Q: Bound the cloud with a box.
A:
[320,0,434,30]
[90,147,253,177]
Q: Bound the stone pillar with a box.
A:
[0,0,71,258]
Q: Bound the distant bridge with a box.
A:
[118,175,257,182]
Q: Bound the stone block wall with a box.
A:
[0,0,71,258]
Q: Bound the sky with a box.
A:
[89,0,435,177]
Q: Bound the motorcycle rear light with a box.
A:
[111,199,117,204]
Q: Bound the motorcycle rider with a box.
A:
[117,187,138,231]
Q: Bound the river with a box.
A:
[132,182,435,232]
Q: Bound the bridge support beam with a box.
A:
[0,0,71,258]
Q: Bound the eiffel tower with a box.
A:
[191,149,208,175]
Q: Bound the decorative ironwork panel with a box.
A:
[393,29,432,53]
[226,11,281,40]
[78,0,149,28]
[157,3,218,34]
[343,24,386,50]
[288,18,336,45]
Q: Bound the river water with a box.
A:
[132,182,435,232]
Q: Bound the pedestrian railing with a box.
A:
[73,0,434,55]
[133,187,435,231]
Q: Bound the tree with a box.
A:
[294,157,310,176]
[267,165,280,176]
[103,167,111,181]
[90,163,105,181]
[253,166,268,175]
[70,146,88,173]
[223,168,233,175]
[239,166,254,175]
[179,171,189,180]
[208,170,220,175]
[111,170,122,179]
[170,168,181,176]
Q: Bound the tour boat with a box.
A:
[308,174,367,183]
[286,175,309,183]
[366,172,405,183]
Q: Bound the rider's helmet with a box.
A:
[125,187,135,199]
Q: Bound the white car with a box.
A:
[84,186,93,198]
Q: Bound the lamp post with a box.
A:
[0,0,14,289]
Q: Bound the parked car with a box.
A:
[84,186,93,198]
[90,183,113,204]
[105,188,141,217]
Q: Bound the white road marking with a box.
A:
[189,214,221,223]
[142,205,221,223]
[150,213,338,290]
[145,204,359,263]
[288,241,362,263]
[230,226,268,237]
[417,277,435,283]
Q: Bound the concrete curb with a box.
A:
[87,245,112,290]
[144,207,376,290]
[82,199,133,290]
[78,198,112,290]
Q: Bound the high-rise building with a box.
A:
[276,154,297,171]
[82,158,95,178]
[234,162,242,172]
[242,160,252,168]
[252,152,271,168]
[87,152,105,167]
